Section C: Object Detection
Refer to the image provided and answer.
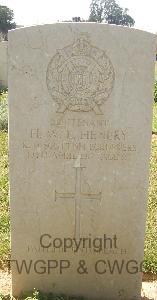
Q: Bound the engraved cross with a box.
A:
[55,158,101,239]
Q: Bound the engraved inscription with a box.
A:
[22,117,137,161]
[46,33,115,114]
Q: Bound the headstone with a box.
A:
[0,41,8,87]
[8,23,156,300]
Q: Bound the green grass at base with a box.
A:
[153,103,157,132]
[143,136,157,273]
[155,62,157,80]
[0,131,10,268]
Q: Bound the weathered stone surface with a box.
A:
[8,23,156,299]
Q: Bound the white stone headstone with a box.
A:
[0,41,8,87]
[8,23,156,300]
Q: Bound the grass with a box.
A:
[153,103,157,132]
[0,130,9,269]
[0,88,9,270]
[1,289,85,300]
[0,93,157,277]
[143,134,157,274]
[155,62,157,81]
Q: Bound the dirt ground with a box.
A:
[142,281,157,299]
[0,270,11,295]
[0,270,157,299]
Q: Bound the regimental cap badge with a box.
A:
[46,34,115,114]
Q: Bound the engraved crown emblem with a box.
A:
[72,34,91,56]
[46,34,115,114]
